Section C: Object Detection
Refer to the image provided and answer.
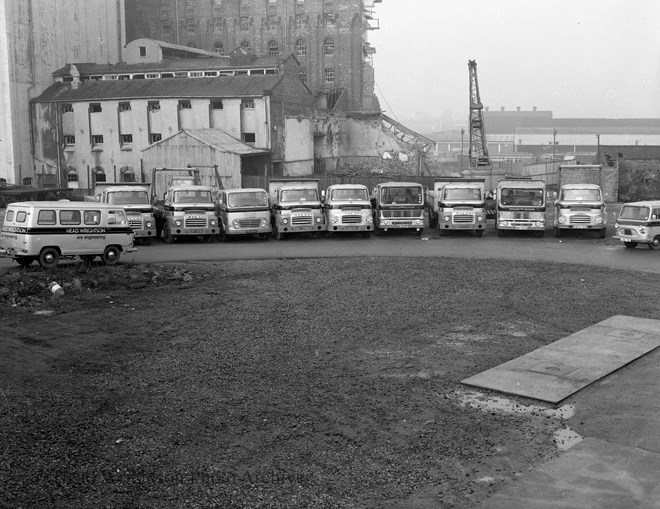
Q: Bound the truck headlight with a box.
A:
[558,216,567,224]
[146,221,153,228]
[414,219,423,225]
[211,219,218,227]
[174,219,182,227]
[316,217,322,223]
[281,218,289,225]
[614,222,619,229]
[366,217,373,224]
[477,215,484,222]
[232,219,240,229]
[261,218,268,227]
[443,215,450,222]
[330,217,339,224]
[595,217,603,224]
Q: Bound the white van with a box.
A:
[0,201,137,268]
[613,200,660,249]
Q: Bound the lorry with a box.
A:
[150,168,219,243]
[85,182,156,245]
[216,188,271,241]
[496,177,547,237]
[323,183,373,237]
[268,178,326,240]
[553,165,607,238]
[371,181,425,235]
[426,177,486,237]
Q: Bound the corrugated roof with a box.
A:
[173,129,269,155]
[34,75,284,102]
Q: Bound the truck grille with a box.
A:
[292,216,312,225]
[570,214,591,224]
[453,214,474,224]
[185,217,207,228]
[382,210,422,218]
[128,217,143,229]
[342,215,362,224]
[239,218,262,228]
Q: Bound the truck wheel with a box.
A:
[624,242,637,249]
[649,236,660,249]
[475,230,484,238]
[38,247,60,269]
[163,228,175,244]
[554,228,562,238]
[101,246,121,266]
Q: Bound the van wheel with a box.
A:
[16,257,34,267]
[624,242,637,249]
[650,236,660,249]
[162,228,175,244]
[38,248,60,269]
[101,246,121,266]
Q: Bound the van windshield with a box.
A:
[107,191,150,205]
[174,190,212,203]
[561,189,601,201]
[330,188,368,201]
[227,191,268,208]
[281,189,318,202]
[381,187,423,205]
[499,188,544,207]
[444,188,482,201]
[619,206,650,221]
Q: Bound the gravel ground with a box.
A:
[1,257,660,508]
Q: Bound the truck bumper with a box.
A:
[133,229,156,238]
[171,228,218,236]
[225,226,272,236]
[280,225,327,233]
[327,224,373,232]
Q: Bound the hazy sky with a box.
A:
[369,0,660,121]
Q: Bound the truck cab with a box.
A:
[371,182,425,235]
[323,184,373,236]
[269,179,326,240]
[154,185,219,243]
[496,178,547,237]
[554,183,606,238]
[216,188,271,241]
[428,178,486,237]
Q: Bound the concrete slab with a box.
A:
[461,315,660,404]
[483,438,660,509]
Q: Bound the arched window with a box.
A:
[213,41,224,53]
[66,168,79,189]
[268,40,279,56]
[93,167,106,184]
[295,39,307,57]
[241,40,251,50]
[324,37,334,55]
[120,166,136,183]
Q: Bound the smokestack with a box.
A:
[70,64,81,90]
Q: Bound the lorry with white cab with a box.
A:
[496,177,547,237]
[268,178,326,240]
[427,177,486,237]
[371,181,425,235]
[85,183,156,244]
[216,188,271,241]
[553,165,607,238]
[323,183,373,237]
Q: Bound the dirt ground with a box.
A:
[2,257,660,508]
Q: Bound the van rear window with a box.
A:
[60,210,81,225]
[5,210,14,222]
[37,210,56,225]
[15,211,26,223]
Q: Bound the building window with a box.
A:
[179,100,192,109]
[242,99,255,109]
[324,67,335,84]
[242,133,256,144]
[119,102,131,111]
[268,40,279,56]
[268,15,278,30]
[139,46,146,57]
[148,101,161,111]
[295,39,307,57]
[324,13,336,27]
[62,103,73,113]
[324,38,334,55]
[295,14,306,29]
[64,135,76,145]
[89,103,102,113]
[213,18,223,32]
[150,133,162,143]
[22,177,33,187]
[92,134,104,145]
[187,19,196,32]
[240,16,249,30]
[211,100,224,110]
[213,41,224,53]
[93,169,106,183]
[300,69,306,84]
[241,40,251,50]
[67,172,78,183]
[120,134,133,145]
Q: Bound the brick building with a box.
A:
[124,0,381,113]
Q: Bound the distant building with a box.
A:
[123,0,381,113]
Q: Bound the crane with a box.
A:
[467,60,490,169]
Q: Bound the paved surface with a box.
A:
[462,315,660,404]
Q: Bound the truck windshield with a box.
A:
[330,188,368,201]
[619,206,650,221]
[227,191,268,207]
[499,188,544,207]
[281,189,318,202]
[381,187,423,205]
[174,190,212,203]
[444,188,482,201]
[107,191,150,205]
[561,189,601,201]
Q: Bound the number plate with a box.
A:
[574,225,588,229]
[245,230,257,234]
[344,226,359,230]
[292,226,311,231]
[189,229,204,234]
